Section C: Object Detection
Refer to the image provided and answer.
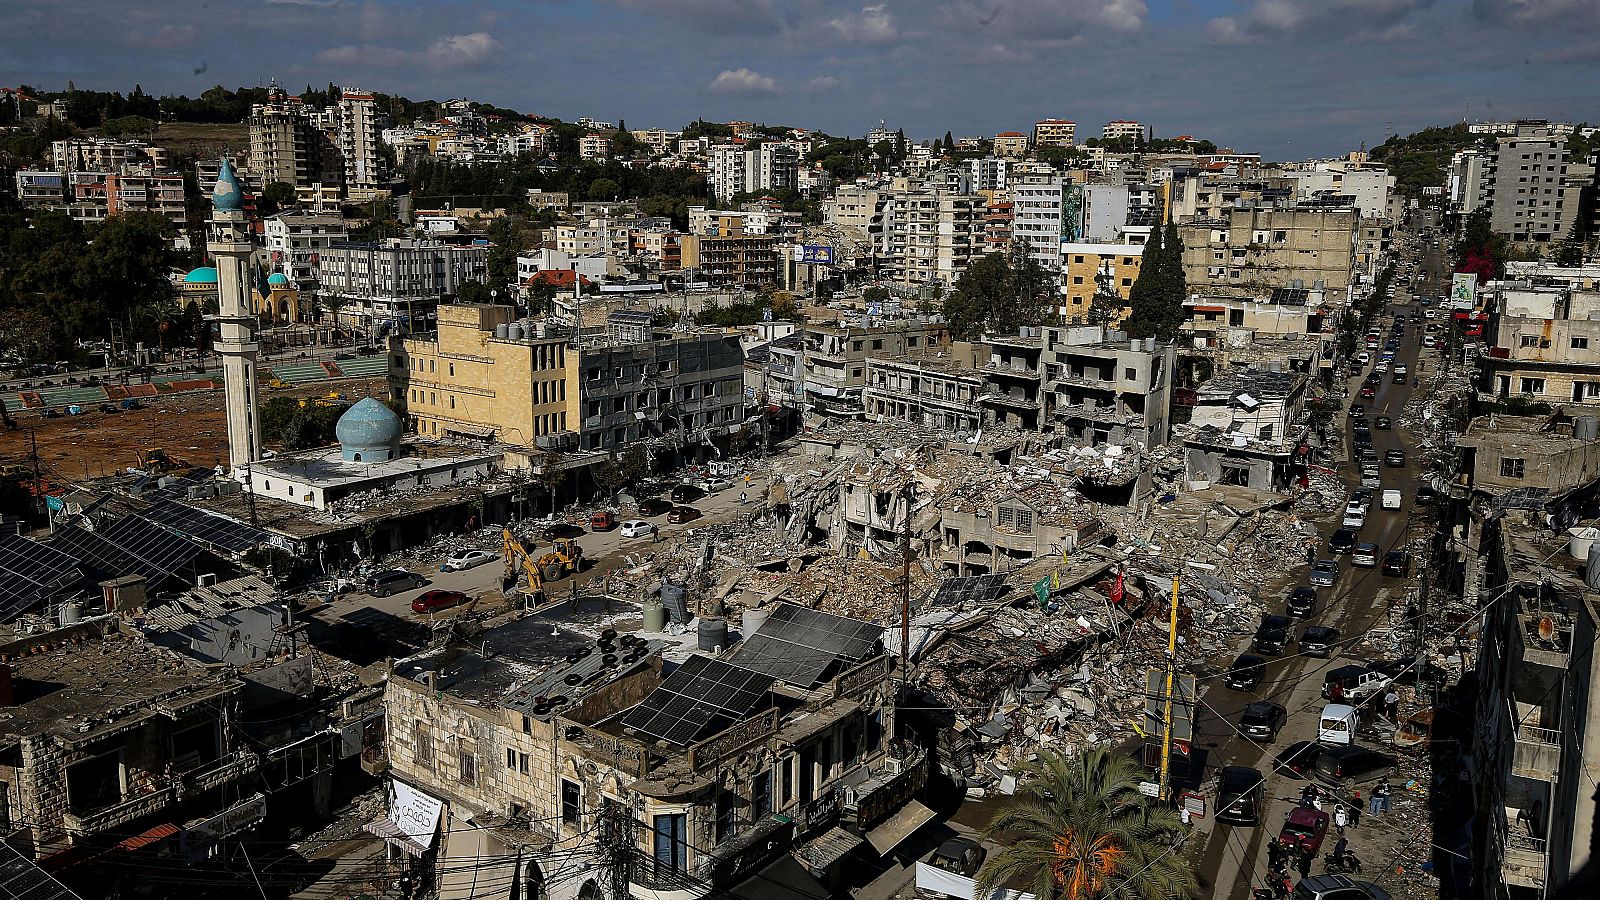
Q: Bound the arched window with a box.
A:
[522,860,545,900]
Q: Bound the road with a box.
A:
[1193,222,1442,900]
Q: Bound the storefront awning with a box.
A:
[365,780,444,858]
[729,854,830,900]
[866,800,936,855]
[365,816,433,858]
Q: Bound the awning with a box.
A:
[365,816,433,858]
[365,780,444,858]
[115,822,179,852]
[729,854,830,900]
[866,800,936,855]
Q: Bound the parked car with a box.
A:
[1272,741,1323,779]
[1287,586,1318,617]
[619,519,657,538]
[1214,766,1267,827]
[1312,744,1397,786]
[590,510,618,531]
[1253,614,1294,655]
[637,497,674,516]
[1290,874,1393,900]
[440,548,496,572]
[544,523,587,541]
[411,589,470,614]
[1277,807,1331,855]
[1385,449,1406,468]
[1300,624,1340,658]
[1415,484,1438,506]
[1224,653,1267,691]
[1323,664,1392,702]
[667,505,702,524]
[1342,507,1367,529]
[1352,543,1379,567]
[1239,701,1288,741]
[1382,550,1411,576]
[1344,498,1368,518]
[670,483,705,503]
[1310,559,1340,587]
[366,569,425,597]
[696,477,734,493]
[98,403,120,414]
[924,836,985,878]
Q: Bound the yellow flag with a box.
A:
[1052,571,1060,590]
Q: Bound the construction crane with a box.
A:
[501,527,584,599]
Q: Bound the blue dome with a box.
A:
[211,158,244,212]
[336,397,403,463]
[266,273,290,287]
[184,266,218,284]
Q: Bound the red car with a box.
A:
[1359,385,1377,400]
[1277,807,1330,855]
[411,589,470,614]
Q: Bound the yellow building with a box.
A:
[993,131,1029,159]
[1060,242,1144,322]
[389,304,576,447]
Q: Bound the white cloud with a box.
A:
[802,75,843,92]
[316,32,500,69]
[1205,0,1434,43]
[425,32,500,68]
[708,67,781,96]
[830,5,898,44]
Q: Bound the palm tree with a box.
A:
[975,748,1196,900]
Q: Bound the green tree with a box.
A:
[588,178,620,201]
[942,243,1051,340]
[1086,267,1123,327]
[99,115,158,138]
[456,280,493,305]
[1122,214,1185,340]
[525,277,559,314]
[1553,228,1587,268]
[257,181,297,217]
[862,286,891,307]
[976,748,1195,900]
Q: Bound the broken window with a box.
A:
[1501,457,1525,478]
[1014,509,1034,534]
[459,748,477,786]
[66,752,122,815]
[997,507,1014,528]
[1219,463,1252,487]
[562,779,582,826]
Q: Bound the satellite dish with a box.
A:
[1538,616,1555,642]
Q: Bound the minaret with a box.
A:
[207,159,263,469]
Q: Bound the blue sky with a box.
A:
[3,0,1599,158]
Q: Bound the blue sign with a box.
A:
[800,245,835,265]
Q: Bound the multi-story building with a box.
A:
[863,354,986,432]
[824,186,885,232]
[993,132,1029,159]
[1180,367,1308,490]
[573,325,747,460]
[104,168,185,226]
[1060,241,1144,320]
[263,209,349,287]
[680,228,781,287]
[1287,165,1395,217]
[1103,120,1144,142]
[1032,119,1077,148]
[630,128,676,155]
[967,157,1008,193]
[766,318,950,415]
[1179,207,1358,300]
[14,170,65,208]
[1481,285,1600,405]
[881,190,986,289]
[337,88,382,199]
[51,137,167,172]
[318,238,489,328]
[249,85,332,188]
[500,124,552,156]
[578,133,611,160]
[1011,172,1065,270]
[709,143,801,203]
[1041,326,1175,447]
[985,198,1014,252]
[1477,121,1593,243]
[1183,288,1327,339]
[1449,149,1489,215]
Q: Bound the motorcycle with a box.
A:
[1326,847,1362,874]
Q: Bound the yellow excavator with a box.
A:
[502,527,584,597]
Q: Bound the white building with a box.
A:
[318,238,489,327]
[1103,120,1144,142]
[578,134,611,160]
[337,88,382,200]
[967,157,1009,193]
[881,190,985,288]
[709,143,801,203]
[263,210,348,286]
[1011,172,1065,270]
[499,125,551,156]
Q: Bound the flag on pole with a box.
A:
[1033,576,1051,607]
[1051,570,1060,591]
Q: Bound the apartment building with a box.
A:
[1103,120,1144,142]
[263,209,348,287]
[337,88,382,199]
[573,328,747,460]
[318,238,489,327]
[578,133,611,160]
[51,137,167,172]
[1180,367,1308,490]
[985,198,1014,252]
[1480,122,1593,243]
[1179,207,1359,299]
[104,169,185,225]
[993,132,1029,159]
[863,354,986,432]
[1011,172,1066,269]
[1481,285,1600,405]
[1286,165,1395,217]
[824,186,885,232]
[630,128,676,155]
[967,157,1009,193]
[1077,184,1133,242]
[1061,241,1144,320]
[709,143,801,203]
[881,190,986,289]
[15,167,183,226]
[1042,326,1174,447]
[1032,119,1077,148]
[249,86,334,188]
[14,170,65,208]
[1184,288,1327,339]
[766,318,949,415]
[679,229,781,287]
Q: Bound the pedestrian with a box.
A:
[1350,791,1363,827]
[1306,544,1316,566]
[1297,849,1313,879]
[1330,682,1345,703]
[1384,688,1401,720]
[1334,803,1348,835]
[1180,805,1191,827]
[1374,778,1392,815]
[1268,840,1286,872]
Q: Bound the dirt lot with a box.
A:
[0,378,386,483]
[144,122,249,159]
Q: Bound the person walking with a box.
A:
[1180,805,1192,827]
[1350,791,1363,827]
[1384,688,1401,720]
[1297,849,1313,879]
[1374,778,1392,815]
[1334,803,1349,835]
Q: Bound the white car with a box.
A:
[696,478,734,493]
[441,548,496,572]
[619,519,657,538]
[1342,509,1367,529]
[1345,499,1369,517]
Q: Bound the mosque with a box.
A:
[179,265,312,326]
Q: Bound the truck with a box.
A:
[1382,489,1402,510]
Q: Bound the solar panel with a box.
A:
[137,500,271,554]
[726,602,882,687]
[0,534,83,622]
[622,655,775,746]
[0,841,84,900]
[925,574,1009,609]
[49,518,204,588]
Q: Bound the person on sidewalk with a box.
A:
[1350,791,1363,827]
[1180,805,1191,827]
[1373,778,1392,815]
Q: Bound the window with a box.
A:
[782,756,796,805]
[1014,509,1034,535]
[1520,377,1546,394]
[1520,335,1540,348]
[458,750,477,786]
[752,771,772,819]
[506,748,517,770]
[519,752,530,775]
[448,363,455,377]
[872,339,884,351]
[1573,337,1589,350]
[414,723,433,768]
[715,790,735,842]
[1500,457,1525,479]
[997,506,1014,528]
[852,341,864,352]
[561,779,581,826]
[652,814,687,873]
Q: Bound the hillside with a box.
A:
[1370,123,1481,197]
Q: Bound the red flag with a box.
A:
[1109,570,1125,605]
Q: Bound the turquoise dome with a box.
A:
[184,266,218,284]
[211,158,244,212]
[336,397,403,463]
[266,273,290,287]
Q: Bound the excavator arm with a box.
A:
[502,527,547,598]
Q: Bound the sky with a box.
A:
[3,0,1600,159]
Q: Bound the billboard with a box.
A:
[800,245,835,265]
[1451,273,1478,306]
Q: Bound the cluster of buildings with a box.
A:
[14,137,186,227]
[248,82,386,201]
[1447,120,1600,244]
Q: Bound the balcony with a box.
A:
[1519,611,1573,669]
[1509,702,1561,782]
[182,749,261,792]
[980,391,1037,409]
[63,786,175,836]
[628,864,711,900]
[1502,830,1547,890]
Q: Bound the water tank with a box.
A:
[1576,416,1600,442]
[698,617,728,652]
[1587,542,1600,591]
[743,607,770,636]
[58,600,82,627]
[1570,526,1600,560]
[508,323,524,341]
[641,599,667,633]
[494,323,510,340]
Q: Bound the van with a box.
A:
[1317,702,1360,745]
[1381,490,1401,510]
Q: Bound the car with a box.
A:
[1312,744,1397,786]
[1300,624,1340,658]
[1363,372,1382,386]
[1423,336,1438,348]
[334,352,356,361]
[696,477,734,493]
[1272,741,1323,779]
[1374,416,1392,430]
[1342,508,1366,529]
[440,548,496,572]
[1224,653,1267,691]
[1323,664,1392,702]
[1344,498,1367,517]
[1349,490,1373,511]
[357,345,382,356]
[1215,766,1267,827]
[1253,614,1294,655]
[1385,449,1406,467]
[925,836,986,878]
[1392,370,1407,385]
[1239,701,1288,741]
[1414,484,1437,506]
[1287,586,1318,617]
[1352,543,1379,567]
[667,505,702,524]
[544,523,587,541]
[1310,559,1340,587]
[411,589,470,614]
[637,497,674,516]
[1381,489,1402,510]
[590,510,618,531]
[98,403,120,414]
[1353,434,1374,452]
[1358,384,1377,400]
[1329,529,1357,554]
[42,408,61,419]
[365,569,425,597]
[1382,550,1410,576]
[1278,806,1331,855]
[670,483,705,504]
[1360,471,1382,488]
[1355,352,1371,365]
[1347,404,1365,418]
[619,519,657,538]
[1291,873,1393,900]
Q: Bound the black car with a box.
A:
[543,523,587,541]
[1347,404,1366,418]
[925,837,985,877]
[670,483,705,504]
[1312,744,1397,786]
[1301,624,1340,658]
[637,497,674,517]
[1329,528,1357,554]
[1286,586,1318,617]
[1385,449,1406,467]
[1215,766,1267,826]
[1353,433,1373,451]
[1239,701,1288,741]
[1382,550,1411,576]
[1272,740,1323,779]
[1374,416,1392,430]
[1415,484,1438,506]
[1224,653,1267,691]
[1253,614,1294,655]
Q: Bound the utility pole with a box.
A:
[1158,573,1180,803]
[899,480,914,691]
